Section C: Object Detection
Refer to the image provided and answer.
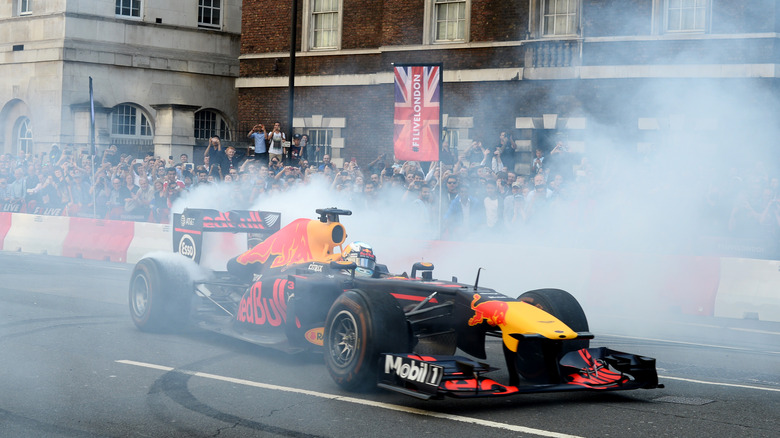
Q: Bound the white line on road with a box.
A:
[658,375,780,393]
[599,334,757,352]
[729,327,780,336]
[116,359,582,438]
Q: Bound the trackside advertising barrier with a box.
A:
[0,213,777,322]
[586,252,720,316]
[714,258,780,322]
[3,213,70,256]
[0,212,11,250]
[126,221,171,265]
[62,218,135,263]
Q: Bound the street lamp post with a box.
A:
[288,0,298,143]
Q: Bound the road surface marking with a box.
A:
[600,334,757,352]
[659,375,780,392]
[729,327,780,336]
[117,359,582,438]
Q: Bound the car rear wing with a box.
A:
[173,208,281,264]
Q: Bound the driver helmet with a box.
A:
[341,241,376,276]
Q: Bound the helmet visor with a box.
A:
[356,256,375,271]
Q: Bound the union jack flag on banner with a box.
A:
[393,65,441,162]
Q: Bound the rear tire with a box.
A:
[129,257,193,332]
[513,289,589,382]
[324,289,409,392]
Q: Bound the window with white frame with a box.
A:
[116,0,141,18]
[307,128,333,163]
[19,0,32,16]
[16,117,33,154]
[194,109,232,141]
[198,0,221,29]
[542,0,579,37]
[434,0,468,42]
[309,0,341,49]
[666,0,707,32]
[111,104,152,138]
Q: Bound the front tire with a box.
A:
[129,257,193,332]
[513,289,590,382]
[324,289,409,392]
[518,288,590,350]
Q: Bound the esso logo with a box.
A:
[178,234,196,260]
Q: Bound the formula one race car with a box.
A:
[129,207,661,399]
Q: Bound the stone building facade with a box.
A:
[1,0,242,161]
[238,0,780,171]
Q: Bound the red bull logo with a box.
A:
[468,294,509,327]
[236,218,314,268]
[236,278,291,327]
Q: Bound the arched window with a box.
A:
[111,104,153,138]
[15,117,33,154]
[194,109,232,141]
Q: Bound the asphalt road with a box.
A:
[0,252,778,437]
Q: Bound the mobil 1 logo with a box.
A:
[382,354,443,392]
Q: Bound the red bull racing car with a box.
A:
[129,207,661,400]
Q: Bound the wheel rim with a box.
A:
[329,310,359,369]
[131,273,150,318]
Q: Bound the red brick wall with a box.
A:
[342,0,385,49]
[241,0,301,53]
[471,0,527,41]
[583,0,652,37]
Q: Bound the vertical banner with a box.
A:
[393,65,441,162]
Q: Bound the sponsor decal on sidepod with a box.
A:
[305,328,324,346]
[178,234,197,260]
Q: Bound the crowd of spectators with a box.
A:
[1,129,778,258]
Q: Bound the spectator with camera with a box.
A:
[162,167,185,195]
[266,121,286,165]
[288,134,303,165]
[248,124,268,162]
[274,165,303,182]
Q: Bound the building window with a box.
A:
[194,109,232,141]
[111,104,152,138]
[19,0,32,16]
[309,0,341,49]
[542,0,578,37]
[198,0,221,29]
[116,0,141,18]
[442,128,460,153]
[307,128,333,162]
[434,0,467,42]
[666,0,707,32]
[16,117,33,154]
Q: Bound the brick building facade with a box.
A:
[238,0,780,171]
